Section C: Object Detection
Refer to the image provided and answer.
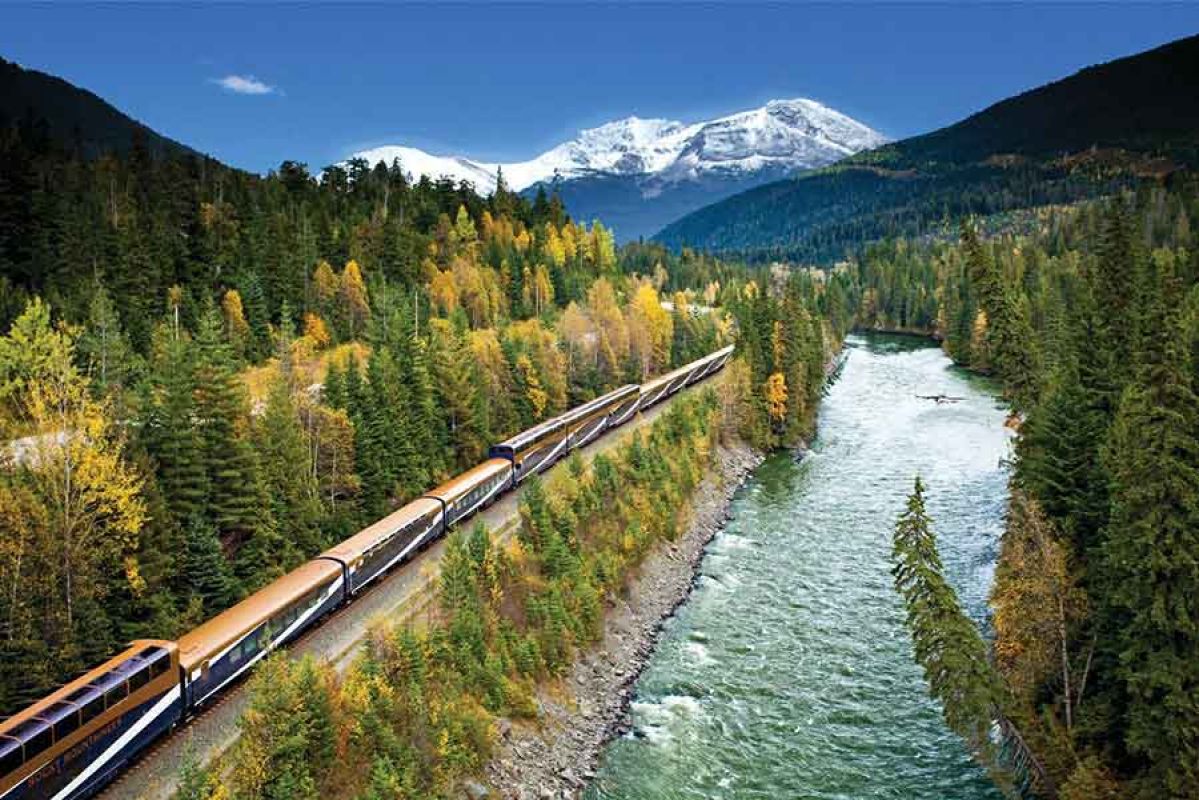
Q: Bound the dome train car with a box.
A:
[0,643,178,800]
[488,383,640,487]
[0,343,735,800]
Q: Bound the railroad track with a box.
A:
[96,375,722,800]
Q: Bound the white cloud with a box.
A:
[212,74,276,95]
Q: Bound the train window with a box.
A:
[228,637,248,667]
[0,736,21,775]
[104,681,128,710]
[144,649,170,681]
[41,702,79,741]
[65,687,103,724]
[11,719,52,760]
[127,665,150,693]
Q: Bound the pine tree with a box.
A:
[255,373,325,560]
[432,322,487,468]
[181,514,234,614]
[1097,267,1199,798]
[892,477,1002,763]
[77,279,138,399]
[142,326,208,525]
[193,304,276,577]
[322,359,345,409]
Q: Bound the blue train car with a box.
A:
[0,642,180,800]
[176,561,344,710]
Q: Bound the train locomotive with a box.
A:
[0,344,733,800]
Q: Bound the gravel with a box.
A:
[481,439,763,800]
[103,379,728,800]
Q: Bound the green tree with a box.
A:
[1097,270,1199,798]
[892,477,1002,763]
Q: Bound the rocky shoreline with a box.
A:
[479,439,764,800]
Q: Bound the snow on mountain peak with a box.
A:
[347,98,885,194]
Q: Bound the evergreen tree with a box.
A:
[193,304,277,578]
[181,514,234,614]
[142,326,207,525]
[892,477,1002,763]
[255,373,325,560]
[1097,268,1199,798]
[77,279,138,399]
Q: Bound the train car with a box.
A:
[488,415,570,487]
[637,363,695,411]
[564,385,640,449]
[638,345,735,411]
[687,345,734,385]
[176,560,343,710]
[320,497,444,596]
[0,642,179,800]
[424,458,512,529]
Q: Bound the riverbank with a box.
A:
[481,439,763,800]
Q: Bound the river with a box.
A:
[585,333,1012,800]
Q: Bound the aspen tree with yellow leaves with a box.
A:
[0,300,147,710]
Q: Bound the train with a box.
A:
[0,344,734,800]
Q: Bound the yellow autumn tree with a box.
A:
[505,318,567,415]
[222,289,251,358]
[970,309,990,370]
[543,223,566,268]
[560,222,579,262]
[764,372,788,429]
[312,260,339,312]
[585,278,629,383]
[339,260,370,339]
[588,221,617,271]
[514,354,548,421]
[991,490,1087,777]
[559,301,594,383]
[430,268,459,317]
[0,301,146,682]
[628,282,673,379]
[302,312,331,351]
[529,264,554,317]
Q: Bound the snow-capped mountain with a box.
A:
[349,99,886,240]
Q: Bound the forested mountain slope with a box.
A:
[0,56,197,159]
[655,34,1199,262]
[0,64,770,716]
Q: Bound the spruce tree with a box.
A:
[193,304,276,575]
[892,477,1002,762]
[255,374,325,560]
[1097,268,1199,797]
[181,514,234,614]
[142,326,208,525]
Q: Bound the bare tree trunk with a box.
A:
[1076,633,1097,712]
[1058,594,1073,732]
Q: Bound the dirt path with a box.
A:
[110,375,725,800]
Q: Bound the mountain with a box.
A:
[0,57,197,159]
[349,99,886,240]
[655,34,1199,263]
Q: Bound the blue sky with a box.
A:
[3,3,1197,173]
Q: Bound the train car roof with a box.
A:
[495,385,640,451]
[492,414,566,451]
[320,495,443,565]
[425,457,511,504]
[177,559,341,670]
[642,346,735,391]
[0,639,175,736]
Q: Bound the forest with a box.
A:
[176,388,730,800]
[875,179,1199,798]
[0,109,845,722]
[656,34,1199,264]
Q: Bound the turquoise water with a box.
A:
[586,334,1011,800]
